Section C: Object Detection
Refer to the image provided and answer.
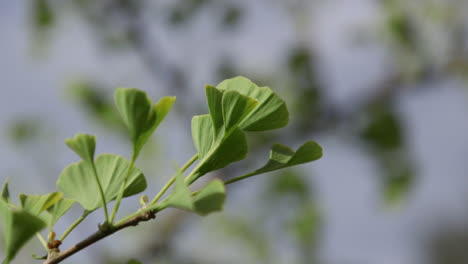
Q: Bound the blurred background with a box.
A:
[1,0,468,263]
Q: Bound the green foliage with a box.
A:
[19,192,62,216]
[361,104,414,205]
[188,76,293,183]
[226,141,322,184]
[57,154,146,211]
[0,200,46,264]
[115,88,175,160]
[158,170,194,211]
[45,198,75,228]
[192,179,226,216]
[65,134,96,164]
[157,170,226,216]
[0,77,322,263]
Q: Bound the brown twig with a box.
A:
[43,212,155,264]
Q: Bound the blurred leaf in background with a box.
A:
[360,103,415,206]
[67,80,124,131]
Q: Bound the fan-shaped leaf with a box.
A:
[65,133,96,163]
[190,127,247,183]
[46,198,75,227]
[191,115,214,159]
[217,76,289,131]
[226,141,322,183]
[115,88,175,159]
[205,85,224,139]
[0,200,46,264]
[222,90,258,130]
[193,179,226,216]
[57,154,146,211]
[158,170,193,211]
[19,192,62,216]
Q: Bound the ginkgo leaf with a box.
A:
[217,76,289,131]
[193,179,226,216]
[158,170,193,211]
[45,198,75,227]
[19,192,63,216]
[189,127,248,183]
[226,141,322,184]
[191,115,214,159]
[57,154,146,211]
[156,173,226,216]
[221,90,258,131]
[65,133,96,163]
[0,200,46,264]
[115,88,175,159]
[205,85,224,140]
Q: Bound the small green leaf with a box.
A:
[127,260,143,264]
[1,179,10,203]
[115,88,175,159]
[205,85,224,139]
[226,141,322,183]
[46,198,75,227]
[191,127,248,183]
[19,192,63,216]
[221,90,258,130]
[65,133,96,163]
[57,154,146,211]
[193,179,226,216]
[217,76,289,131]
[157,174,226,216]
[191,115,214,159]
[0,200,46,264]
[158,170,193,211]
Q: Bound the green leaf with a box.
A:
[158,170,193,211]
[191,115,214,159]
[1,179,10,203]
[57,154,146,211]
[222,90,258,130]
[115,88,175,159]
[157,174,226,216]
[193,179,226,216]
[190,127,248,183]
[46,198,75,227]
[0,200,46,264]
[217,76,289,131]
[226,141,322,183]
[65,133,96,163]
[19,192,63,216]
[205,85,224,140]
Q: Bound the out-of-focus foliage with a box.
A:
[360,103,415,205]
[68,80,124,130]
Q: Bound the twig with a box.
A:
[43,211,156,264]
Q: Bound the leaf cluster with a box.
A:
[0,76,322,264]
